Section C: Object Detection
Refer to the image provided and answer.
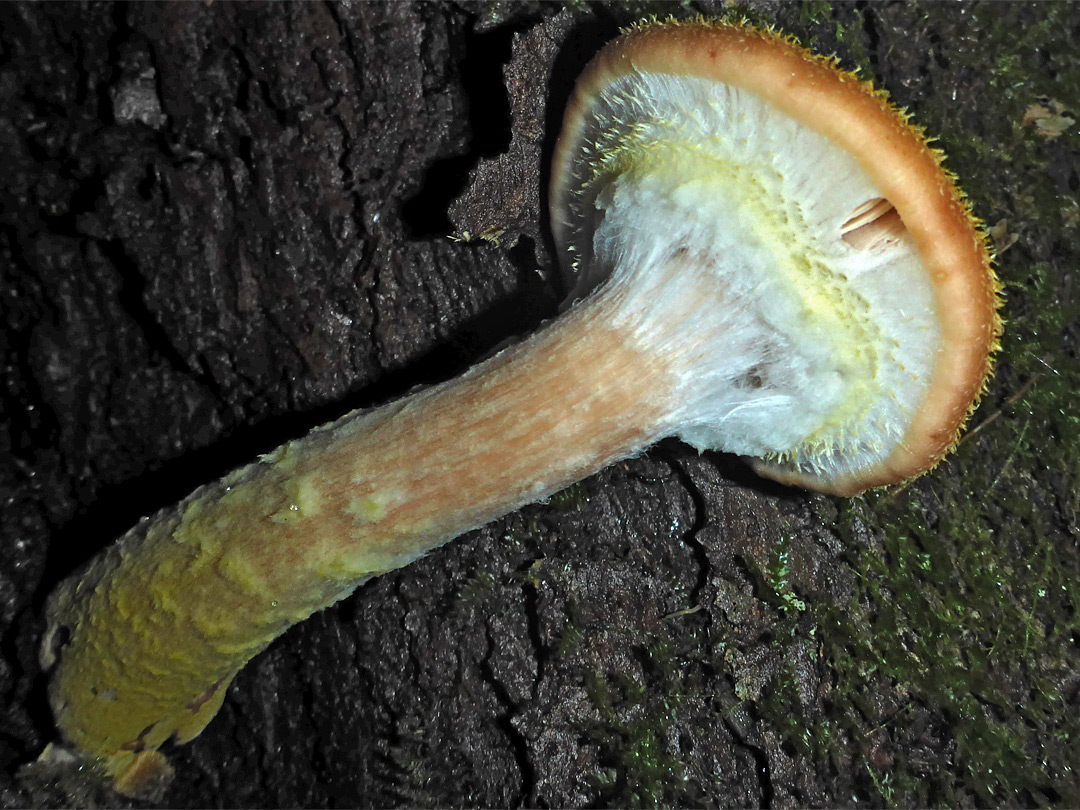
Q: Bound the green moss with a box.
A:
[754,657,815,755]
[711,3,779,32]
[765,541,808,616]
[543,480,590,512]
[579,641,692,807]
[555,613,583,658]
[453,570,496,611]
[794,2,876,77]
[823,492,1071,804]
[796,0,835,27]
[503,514,547,549]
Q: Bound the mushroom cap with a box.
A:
[550,18,1000,496]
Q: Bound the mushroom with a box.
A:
[550,18,1001,495]
[37,17,999,799]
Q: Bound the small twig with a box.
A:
[956,375,1038,448]
[986,416,1030,493]
[663,605,703,620]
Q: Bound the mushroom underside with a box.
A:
[555,72,941,483]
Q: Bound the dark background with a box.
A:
[2,2,1078,807]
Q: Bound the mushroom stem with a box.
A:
[43,256,749,792]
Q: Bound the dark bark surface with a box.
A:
[2,2,1078,808]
